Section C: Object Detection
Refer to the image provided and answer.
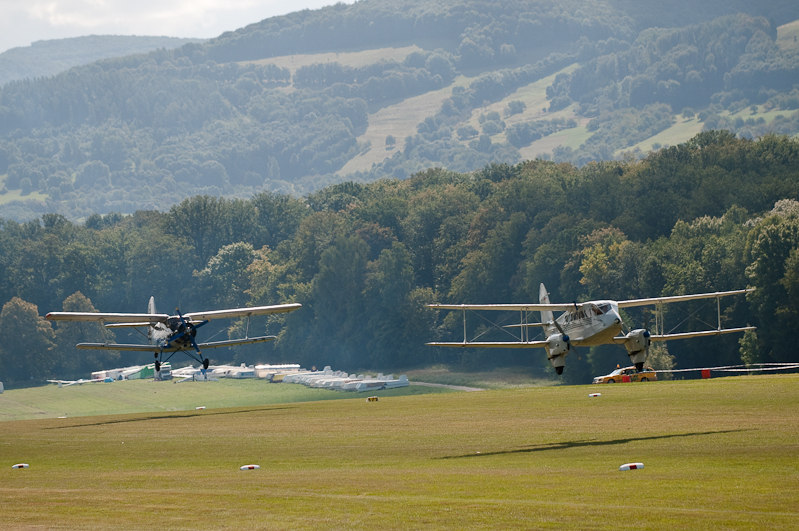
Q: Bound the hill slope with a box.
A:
[0,35,204,87]
[0,0,798,221]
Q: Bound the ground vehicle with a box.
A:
[592,366,657,384]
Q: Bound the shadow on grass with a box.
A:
[46,405,297,429]
[439,429,753,459]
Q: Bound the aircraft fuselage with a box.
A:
[150,318,200,350]
[547,301,623,346]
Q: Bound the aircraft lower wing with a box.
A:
[429,328,756,349]
[76,336,277,352]
[78,343,166,351]
[196,336,276,348]
[610,326,756,344]
[103,322,157,329]
[647,327,756,342]
[426,341,548,348]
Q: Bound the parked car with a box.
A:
[593,366,657,384]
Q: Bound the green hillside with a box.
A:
[0,1,798,220]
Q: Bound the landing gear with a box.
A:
[155,361,161,372]
[203,358,210,370]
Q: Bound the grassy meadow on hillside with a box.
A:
[777,19,799,52]
[338,75,475,174]
[241,45,426,79]
[1,374,797,530]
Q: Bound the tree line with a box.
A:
[1,131,798,386]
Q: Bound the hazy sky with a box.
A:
[0,0,355,54]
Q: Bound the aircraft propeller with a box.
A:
[551,319,571,348]
[154,309,210,372]
[549,319,575,375]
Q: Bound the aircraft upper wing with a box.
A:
[184,303,302,321]
[428,289,753,312]
[427,341,549,348]
[46,312,170,323]
[103,322,158,329]
[427,303,582,312]
[616,289,753,308]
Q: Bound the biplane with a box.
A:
[427,284,754,374]
[47,297,301,372]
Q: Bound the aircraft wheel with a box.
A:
[155,361,161,372]
[640,377,648,382]
[203,358,210,370]
[607,379,615,384]
[154,352,158,358]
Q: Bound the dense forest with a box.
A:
[1,132,798,386]
[0,0,798,221]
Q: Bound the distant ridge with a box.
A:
[0,35,205,87]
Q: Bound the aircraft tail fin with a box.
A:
[539,283,554,324]
[148,296,157,343]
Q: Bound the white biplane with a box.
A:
[47,297,301,372]
[427,284,754,374]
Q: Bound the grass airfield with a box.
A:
[0,378,455,421]
[2,375,798,530]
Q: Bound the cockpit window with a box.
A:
[597,303,611,314]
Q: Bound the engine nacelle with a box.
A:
[546,334,570,374]
[624,329,651,370]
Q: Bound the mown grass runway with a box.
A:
[2,375,798,530]
[0,378,456,421]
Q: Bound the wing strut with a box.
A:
[463,308,467,345]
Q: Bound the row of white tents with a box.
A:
[282,367,409,392]
[80,363,409,393]
[171,364,410,391]
[170,363,304,382]
[91,363,170,381]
